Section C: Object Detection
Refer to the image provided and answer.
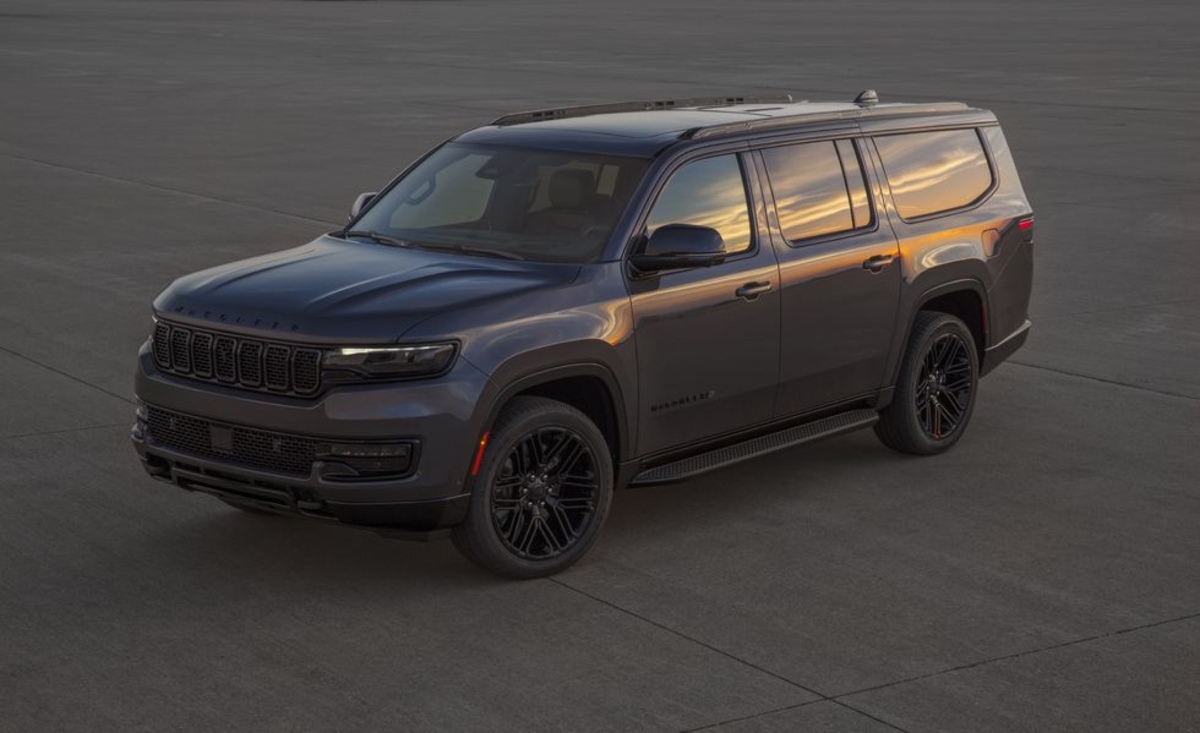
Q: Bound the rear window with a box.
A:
[874,129,993,220]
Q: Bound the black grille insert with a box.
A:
[145,407,316,477]
[214,336,237,383]
[293,349,320,393]
[191,332,213,377]
[170,328,192,373]
[238,341,263,387]
[153,322,172,369]
[151,321,322,396]
[264,345,290,391]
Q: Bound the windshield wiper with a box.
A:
[411,242,525,261]
[341,230,413,249]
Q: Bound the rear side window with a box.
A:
[761,139,873,243]
[874,129,993,220]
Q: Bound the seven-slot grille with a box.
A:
[152,321,321,395]
[145,406,316,476]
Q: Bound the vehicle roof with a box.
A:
[453,97,989,157]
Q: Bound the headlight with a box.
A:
[322,343,457,379]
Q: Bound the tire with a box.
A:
[875,311,979,455]
[452,396,613,579]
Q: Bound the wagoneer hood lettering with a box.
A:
[153,235,579,341]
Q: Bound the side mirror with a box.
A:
[630,224,726,272]
[350,192,377,219]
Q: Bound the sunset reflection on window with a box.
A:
[763,141,854,242]
[875,129,993,220]
[645,155,752,254]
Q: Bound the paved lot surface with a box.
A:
[2,1,1199,730]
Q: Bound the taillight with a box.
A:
[1018,216,1035,243]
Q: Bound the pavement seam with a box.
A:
[190,48,1200,117]
[675,699,825,733]
[1005,360,1198,401]
[0,344,134,406]
[551,578,920,732]
[0,422,128,442]
[827,699,913,733]
[1021,162,1200,187]
[678,697,912,733]
[1033,297,1200,320]
[832,609,1200,702]
[2,152,341,228]
[548,577,829,697]
[553,583,1198,732]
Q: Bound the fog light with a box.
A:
[317,442,416,479]
[326,444,411,459]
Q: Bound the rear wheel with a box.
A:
[452,396,613,579]
[875,311,979,455]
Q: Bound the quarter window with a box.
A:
[644,154,752,254]
[874,129,993,220]
[762,140,869,243]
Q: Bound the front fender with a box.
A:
[469,356,634,460]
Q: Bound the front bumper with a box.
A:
[132,344,491,532]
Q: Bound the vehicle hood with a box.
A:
[153,235,580,342]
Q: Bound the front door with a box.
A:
[629,152,781,456]
[757,138,901,417]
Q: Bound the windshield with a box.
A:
[349,143,650,263]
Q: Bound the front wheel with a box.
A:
[875,311,979,455]
[452,396,613,579]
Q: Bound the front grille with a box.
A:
[152,321,322,396]
[145,407,317,476]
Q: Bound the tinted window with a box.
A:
[875,129,993,220]
[762,141,857,242]
[353,143,648,263]
[836,139,872,229]
[645,155,752,254]
[388,151,495,228]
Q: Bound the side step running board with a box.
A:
[629,409,879,486]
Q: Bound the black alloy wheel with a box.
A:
[915,332,973,439]
[875,311,979,455]
[453,396,613,578]
[490,427,599,560]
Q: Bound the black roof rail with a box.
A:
[491,94,795,126]
[684,102,972,140]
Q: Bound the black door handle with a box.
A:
[736,281,772,300]
[863,254,895,272]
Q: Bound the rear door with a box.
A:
[757,137,902,417]
[628,151,781,456]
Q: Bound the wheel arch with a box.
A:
[472,361,632,474]
[885,278,991,387]
[916,283,988,363]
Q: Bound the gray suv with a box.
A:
[132,91,1034,577]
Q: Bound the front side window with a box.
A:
[874,129,994,220]
[351,143,649,262]
[644,154,753,254]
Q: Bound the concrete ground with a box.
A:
[2,0,1198,730]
